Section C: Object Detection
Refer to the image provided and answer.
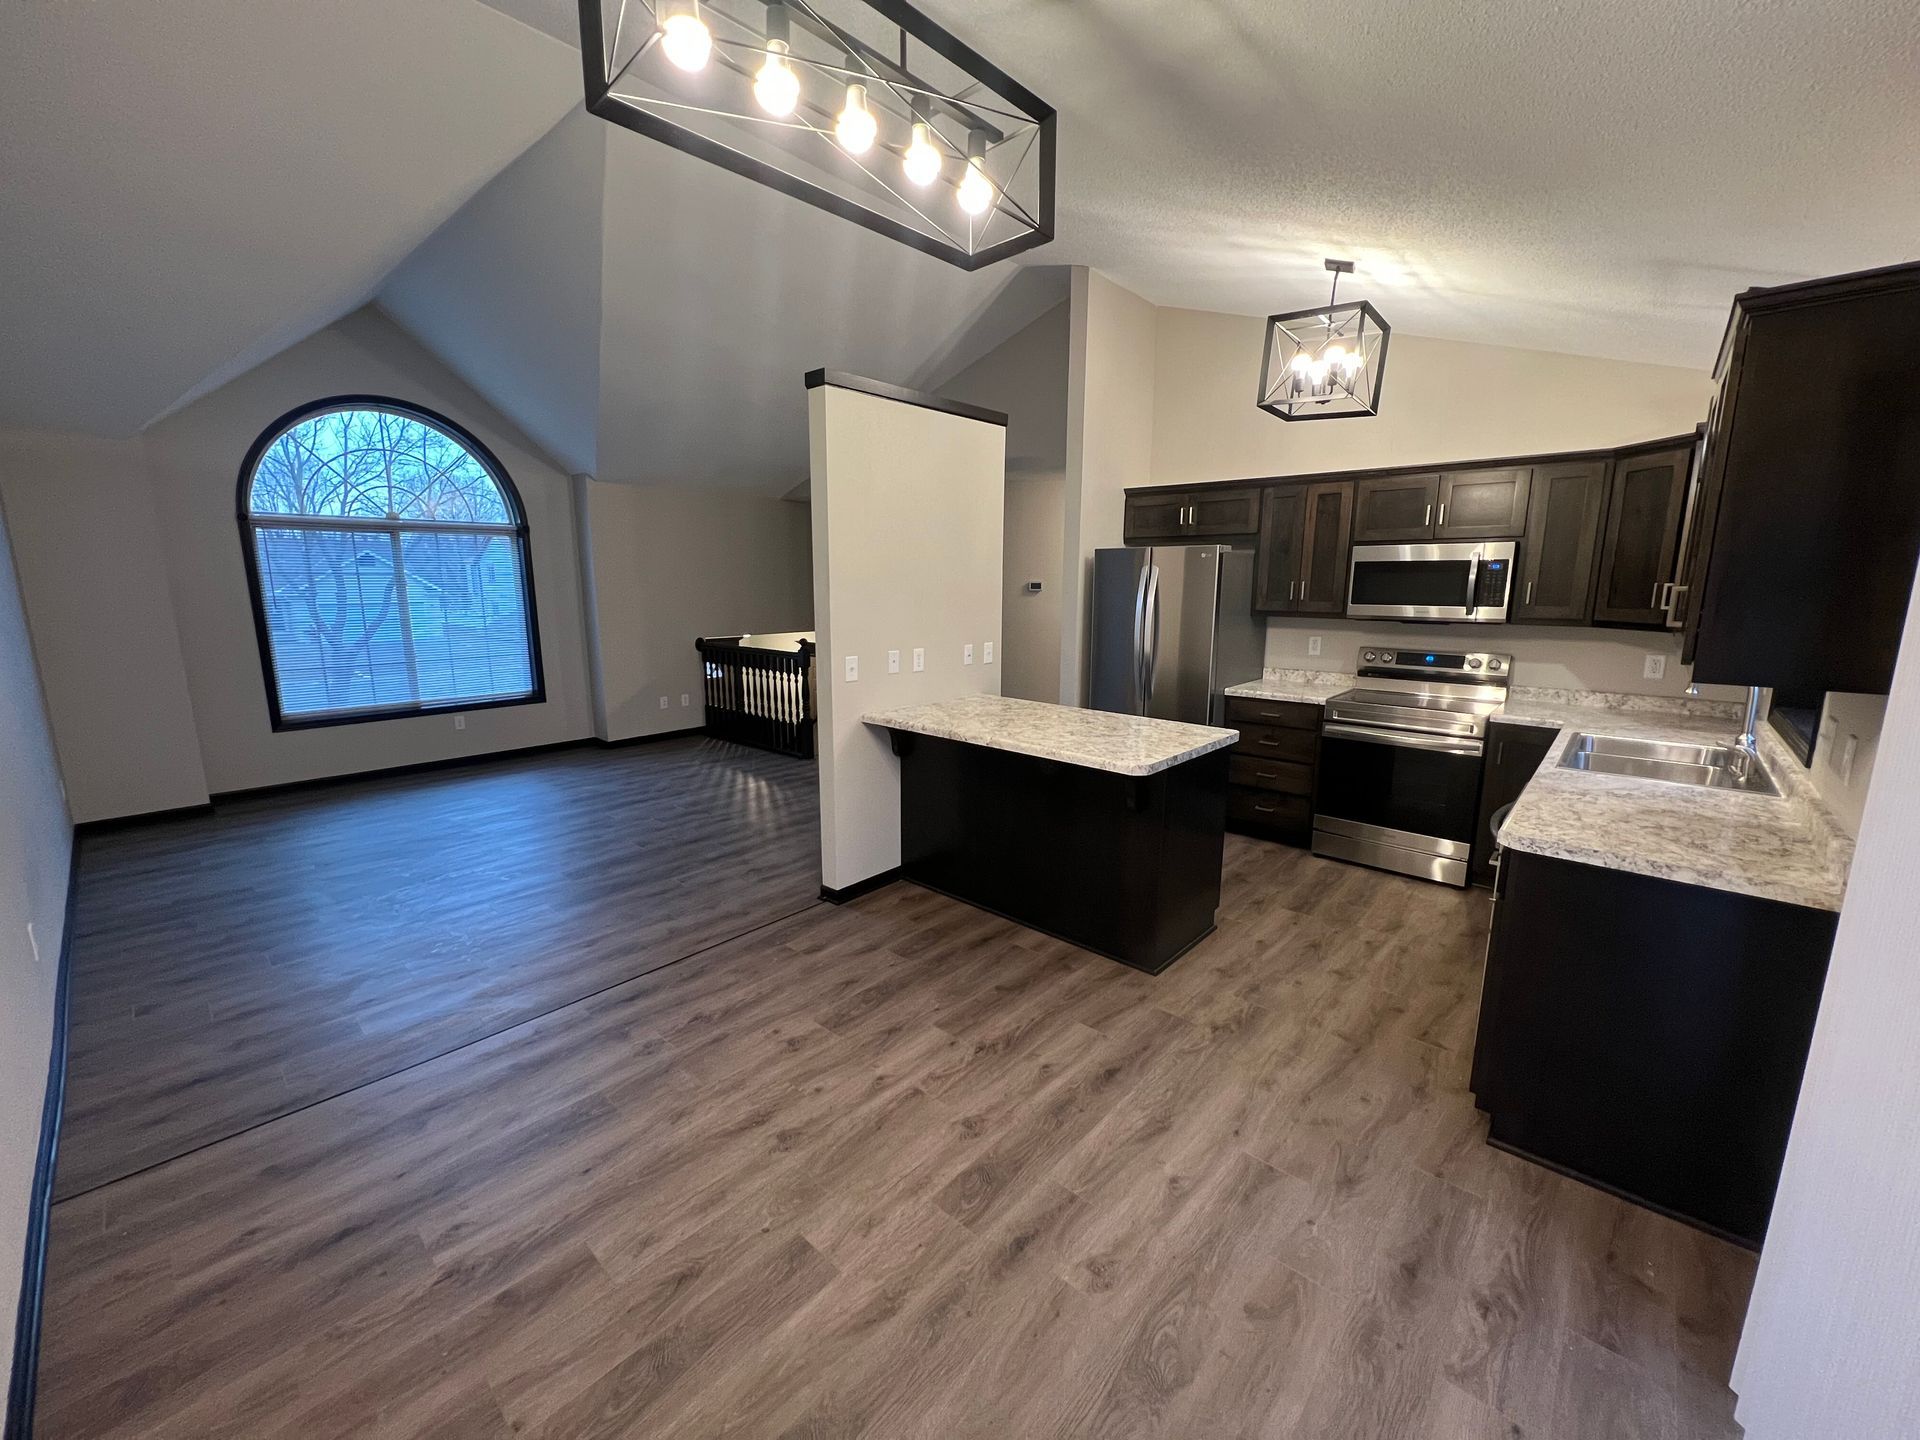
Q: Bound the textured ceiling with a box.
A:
[0,0,578,435]
[978,0,1920,367]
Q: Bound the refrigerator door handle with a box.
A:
[1143,565,1162,709]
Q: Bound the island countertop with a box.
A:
[864,694,1238,777]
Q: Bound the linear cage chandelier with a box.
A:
[1257,260,1391,420]
[578,0,1055,269]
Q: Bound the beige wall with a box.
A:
[937,301,1070,703]
[1731,581,1920,1437]
[0,430,209,821]
[1061,269,1158,703]
[139,307,595,793]
[576,479,812,742]
[0,491,72,1380]
[1150,308,1715,484]
[810,383,1005,891]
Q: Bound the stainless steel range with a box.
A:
[1312,647,1512,887]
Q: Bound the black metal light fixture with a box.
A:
[1257,259,1391,420]
[578,0,1055,270]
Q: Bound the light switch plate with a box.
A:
[1307,636,1322,657]
[887,649,900,674]
[1841,734,1860,784]
[983,641,994,664]
[680,694,690,707]
[844,655,858,682]
[963,643,974,665]
[1643,653,1667,680]
[912,648,925,673]
[659,695,669,709]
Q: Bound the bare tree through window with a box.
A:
[242,402,540,724]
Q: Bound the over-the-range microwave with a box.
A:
[1345,540,1516,623]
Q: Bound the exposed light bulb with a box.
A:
[957,156,995,216]
[1307,357,1332,387]
[754,39,800,116]
[836,83,877,154]
[903,121,942,186]
[1289,350,1312,374]
[659,4,711,72]
[1323,344,1348,371]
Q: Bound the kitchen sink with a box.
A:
[1559,732,1779,795]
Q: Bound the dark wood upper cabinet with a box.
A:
[1255,481,1352,615]
[1253,486,1305,612]
[1687,263,1920,695]
[1352,473,1441,542]
[1436,467,1532,539]
[1592,446,1690,626]
[1123,487,1260,544]
[1514,461,1609,623]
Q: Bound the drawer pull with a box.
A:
[1257,770,1277,779]
[1254,803,1276,813]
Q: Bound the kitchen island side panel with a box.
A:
[895,734,1228,973]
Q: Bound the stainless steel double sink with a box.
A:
[1559,732,1779,795]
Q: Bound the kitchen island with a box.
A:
[864,695,1238,973]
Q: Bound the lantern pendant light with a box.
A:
[1257,259,1391,420]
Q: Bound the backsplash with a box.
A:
[1262,618,1749,703]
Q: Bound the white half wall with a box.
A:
[1730,568,1920,1439]
[809,381,1005,892]
[575,479,813,742]
[0,430,209,821]
[0,490,72,1384]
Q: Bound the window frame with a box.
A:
[235,395,547,732]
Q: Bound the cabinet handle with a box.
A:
[1438,502,1447,526]
[1425,503,1433,526]
[1658,581,1676,613]
[1525,580,1534,605]
[1254,803,1277,813]
[1651,583,1661,608]
[1257,770,1278,779]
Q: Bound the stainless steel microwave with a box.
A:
[1346,540,1516,623]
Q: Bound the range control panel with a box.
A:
[1357,648,1512,681]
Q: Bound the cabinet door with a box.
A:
[1352,473,1440,542]
[1296,481,1354,613]
[1253,486,1306,612]
[1123,491,1191,543]
[1593,448,1690,625]
[1468,722,1557,886]
[1437,467,1532,539]
[1186,487,1261,537]
[1514,461,1608,623]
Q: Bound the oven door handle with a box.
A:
[1322,722,1485,757]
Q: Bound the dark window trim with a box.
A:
[236,395,548,733]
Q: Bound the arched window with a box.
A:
[238,397,543,728]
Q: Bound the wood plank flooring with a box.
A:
[56,737,821,1196]
[39,747,1755,1438]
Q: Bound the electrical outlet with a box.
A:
[27,923,40,967]
[453,714,466,730]
[1307,635,1322,657]
[887,649,900,674]
[844,655,859,682]
[680,693,690,707]
[659,695,670,709]
[983,641,994,664]
[1642,653,1667,681]
[912,648,925,673]
[963,643,974,666]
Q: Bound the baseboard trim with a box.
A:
[819,868,902,905]
[595,726,708,749]
[5,833,79,1440]
[74,803,216,835]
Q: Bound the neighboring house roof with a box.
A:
[266,549,447,602]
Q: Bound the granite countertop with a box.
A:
[1227,672,1852,912]
[863,694,1238,777]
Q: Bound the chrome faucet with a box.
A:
[1730,685,1766,780]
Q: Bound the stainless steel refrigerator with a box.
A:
[1088,546,1265,725]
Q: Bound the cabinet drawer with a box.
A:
[1227,789,1312,840]
[1230,755,1313,795]
[1224,697,1322,731]
[1233,722,1318,763]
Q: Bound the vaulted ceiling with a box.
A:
[5,0,1917,483]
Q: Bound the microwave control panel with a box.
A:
[1475,556,1512,608]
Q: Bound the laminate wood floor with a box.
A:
[56,737,821,1196]
[39,782,1755,1438]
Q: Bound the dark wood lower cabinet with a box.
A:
[1471,849,1837,1247]
[892,732,1229,973]
[1468,722,1557,885]
[1222,697,1319,846]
